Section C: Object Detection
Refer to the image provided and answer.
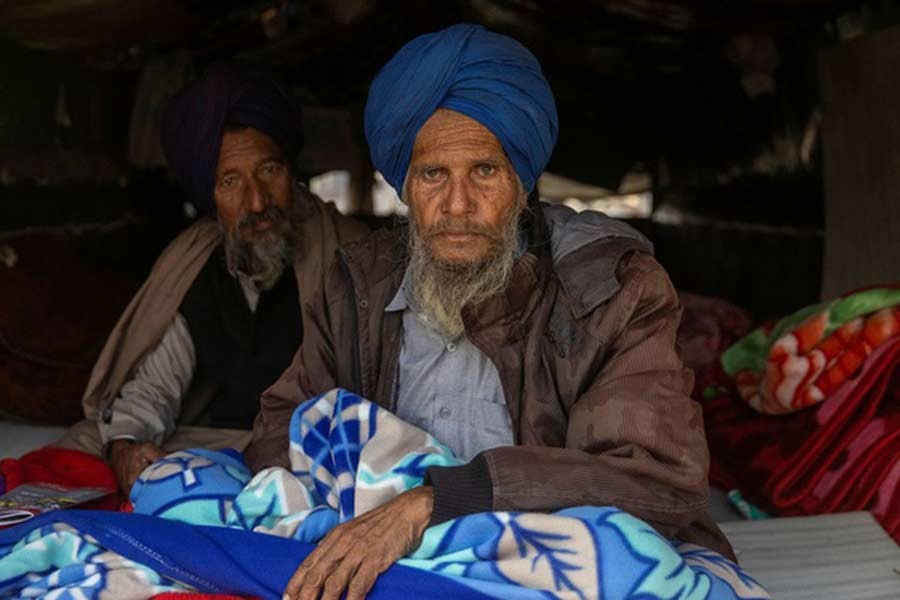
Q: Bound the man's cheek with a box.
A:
[273,183,293,208]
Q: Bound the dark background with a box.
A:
[1,0,899,422]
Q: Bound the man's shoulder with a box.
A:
[144,219,220,286]
[321,226,405,305]
[161,219,221,257]
[301,189,370,243]
[543,203,652,263]
[341,226,405,272]
[548,250,677,356]
[544,205,656,318]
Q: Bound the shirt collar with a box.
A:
[385,267,414,313]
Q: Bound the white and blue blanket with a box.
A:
[0,389,770,599]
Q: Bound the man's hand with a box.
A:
[284,485,434,600]
[108,440,165,495]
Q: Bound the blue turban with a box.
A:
[364,24,558,195]
[162,62,302,215]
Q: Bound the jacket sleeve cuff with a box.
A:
[425,453,493,526]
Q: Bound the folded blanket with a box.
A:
[0,510,500,599]
[0,389,769,599]
[722,288,900,414]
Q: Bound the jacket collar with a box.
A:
[543,203,653,319]
[341,199,653,325]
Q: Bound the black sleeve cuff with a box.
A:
[424,453,493,526]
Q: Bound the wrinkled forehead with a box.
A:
[216,127,286,170]
[220,126,282,154]
[411,109,507,163]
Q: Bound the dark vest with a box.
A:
[180,249,301,429]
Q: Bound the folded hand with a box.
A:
[108,440,165,495]
[283,485,434,600]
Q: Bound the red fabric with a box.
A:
[702,338,900,541]
[677,292,753,371]
[0,447,120,509]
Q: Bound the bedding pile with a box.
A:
[0,389,769,599]
[703,287,900,540]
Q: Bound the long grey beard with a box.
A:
[408,206,523,340]
[221,189,305,291]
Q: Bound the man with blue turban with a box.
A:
[248,25,732,600]
[62,63,367,494]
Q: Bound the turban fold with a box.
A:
[364,24,558,194]
[162,62,302,214]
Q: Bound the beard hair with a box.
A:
[407,196,525,340]
[221,187,305,291]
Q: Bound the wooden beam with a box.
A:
[819,24,900,297]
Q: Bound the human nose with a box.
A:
[440,177,474,216]
[244,176,268,213]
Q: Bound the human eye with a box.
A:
[220,174,238,188]
[420,167,445,182]
[260,162,283,177]
[475,162,498,178]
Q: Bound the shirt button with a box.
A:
[446,342,457,352]
[439,407,452,418]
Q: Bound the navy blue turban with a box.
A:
[364,24,558,195]
[162,62,302,215]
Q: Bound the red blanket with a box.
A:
[0,447,120,510]
[702,331,900,541]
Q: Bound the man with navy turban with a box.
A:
[61,63,367,494]
[248,25,732,600]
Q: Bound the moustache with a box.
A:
[238,206,288,232]
[423,218,504,242]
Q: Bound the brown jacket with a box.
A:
[82,189,369,438]
[247,204,734,559]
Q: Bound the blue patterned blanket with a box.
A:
[0,389,770,599]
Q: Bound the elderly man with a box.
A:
[247,24,732,600]
[60,63,366,494]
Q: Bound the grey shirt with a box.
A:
[385,270,515,462]
[383,204,654,462]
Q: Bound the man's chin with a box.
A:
[432,253,488,269]
[429,240,490,266]
[241,226,284,245]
